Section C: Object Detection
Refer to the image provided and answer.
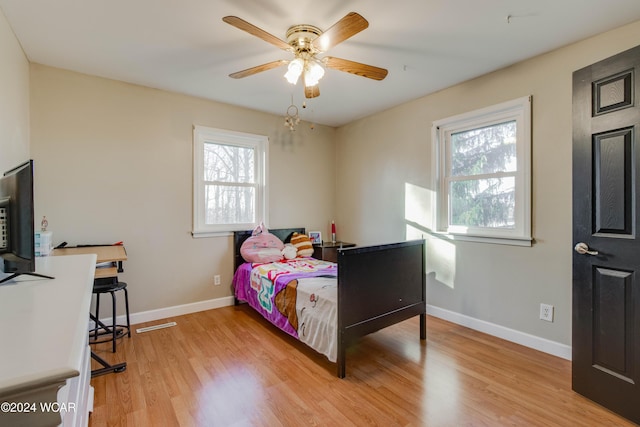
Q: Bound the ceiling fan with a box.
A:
[222,12,388,99]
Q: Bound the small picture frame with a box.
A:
[309,231,322,244]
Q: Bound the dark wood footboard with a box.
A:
[336,239,426,378]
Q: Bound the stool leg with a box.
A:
[94,293,101,342]
[110,290,116,353]
[123,286,131,338]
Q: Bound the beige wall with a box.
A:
[29,65,336,314]
[12,8,640,350]
[0,7,29,171]
[336,20,640,346]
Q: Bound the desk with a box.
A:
[0,255,96,427]
[53,245,127,279]
[53,245,128,377]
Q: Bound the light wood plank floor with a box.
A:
[89,306,637,426]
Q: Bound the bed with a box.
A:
[232,227,426,378]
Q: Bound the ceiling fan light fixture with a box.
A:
[304,60,325,87]
[285,58,304,84]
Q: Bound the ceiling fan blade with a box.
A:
[223,16,291,51]
[324,57,388,81]
[304,84,320,99]
[312,12,369,52]
[229,60,288,79]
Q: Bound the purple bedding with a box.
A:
[233,258,338,358]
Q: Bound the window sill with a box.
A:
[191,230,233,239]
[436,232,533,247]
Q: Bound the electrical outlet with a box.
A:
[214,275,221,286]
[540,303,554,322]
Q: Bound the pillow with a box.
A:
[291,232,314,257]
[240,223,285,263]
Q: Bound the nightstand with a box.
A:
[312,241,356,262]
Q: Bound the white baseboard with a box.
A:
[95,296,235,330]
[95,298,571,360]
[427,304,572,361]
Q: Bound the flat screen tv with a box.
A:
[0,160,53,284]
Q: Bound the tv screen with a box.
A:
[0,160,53,284]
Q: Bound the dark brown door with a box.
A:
[572,45,640,424]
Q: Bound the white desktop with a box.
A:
[0,255,96,427]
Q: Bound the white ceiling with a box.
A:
[2,0,640,127]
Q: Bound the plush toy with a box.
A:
[282,243,297,260]
[291,232,314,257]
[240,222,285,263]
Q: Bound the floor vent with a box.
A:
[135,321,177,334]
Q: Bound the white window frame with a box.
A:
[192,125,268,238]
[432,96,532,246]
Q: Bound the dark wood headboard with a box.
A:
[233,227,305,271]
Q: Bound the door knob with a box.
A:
[575,242,598,256]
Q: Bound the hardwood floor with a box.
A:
[89,306,637,427]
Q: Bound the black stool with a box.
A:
[90,277,131,352]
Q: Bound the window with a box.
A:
[432,96,532,246]
[193,125,268,237]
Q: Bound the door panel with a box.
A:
[572,44,640,424]
[593,267,632,379]
[593,128,633,235]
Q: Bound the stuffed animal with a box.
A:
[240,222,285,263]
[291,232,314,257]
[282,243,297,260]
